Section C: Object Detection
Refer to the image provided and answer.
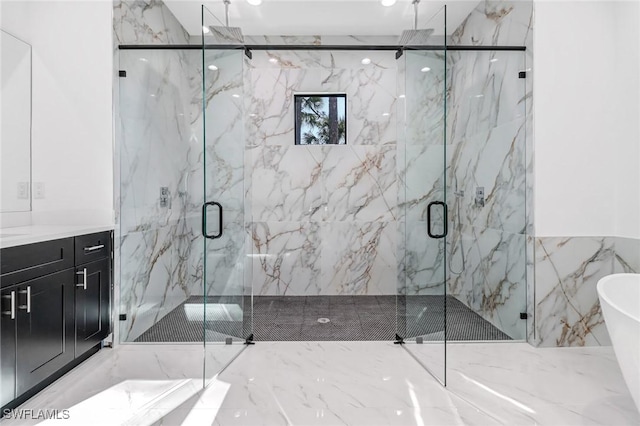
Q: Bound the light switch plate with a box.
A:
[17,182,29,199]
[34,182,45,199]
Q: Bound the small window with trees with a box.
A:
[294,93,347,145]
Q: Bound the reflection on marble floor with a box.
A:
[157,342,639,426]
[415,343,640,426]
[2,342,637,425]
[1,345,242,426]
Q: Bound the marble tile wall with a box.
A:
[534,236,640,347]
[114,0,537,338]
[199,50,247,299]
[614,237,640,274]
[116,50,203,340]
[115,1,209,341]
[397,50,446,298]
[116,37,247,339]
[398,1,533,340]
[247,48,398,295]
[113,0,190,45]
[447,1,640,348]
[116,1,640,348]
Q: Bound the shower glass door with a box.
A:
[202,6,250,383]
[397,6,448,385]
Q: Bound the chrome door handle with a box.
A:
[76,268,87,290]
[84,244,105,252]
[1,291,16,319]
[18,286,31,313]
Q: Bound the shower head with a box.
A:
[399,28,434,46]
[203,0,244,44]
[399,0,434,46]
[204,24,244,44]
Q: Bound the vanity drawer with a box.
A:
[74,232,111,265]
[0,238,74,288]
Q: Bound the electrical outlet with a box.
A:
[17,182,29,199]
[34,182,45,199]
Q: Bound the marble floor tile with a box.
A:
[154,341,500,426]
[1,344,243,426]
[2,341,637,426]
[415,342,640,425]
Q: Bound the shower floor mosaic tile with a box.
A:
[135,295,511,342]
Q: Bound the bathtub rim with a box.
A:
[597,273,640,323]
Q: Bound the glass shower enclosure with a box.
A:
[115,1,528,397]
[115,6,252,390]
[397,4,528,386]
[397,6,448,385]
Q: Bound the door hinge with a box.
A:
[520,312,528,320]
[518,71,526,79]
[119,314,127,321]
[119,70,127,78]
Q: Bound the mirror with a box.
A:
[1,29,32,213]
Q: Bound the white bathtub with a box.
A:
[597,273,640,412]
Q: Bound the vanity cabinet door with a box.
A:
[15,269,75,395]
[0,286,17,409]
[75,258,110,357]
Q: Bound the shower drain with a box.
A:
[317,318,331,324]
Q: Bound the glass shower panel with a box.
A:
[397,6,448,385]
[118,48,205,345]
[202,6,250,383]
[445,49,528,341]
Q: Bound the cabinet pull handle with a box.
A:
[76,268,87,290]
[1,292,16,319]
[84,244,105,252]
[17,286,31,313]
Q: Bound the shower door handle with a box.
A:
[427,201,448,239]
[202,201,223,239]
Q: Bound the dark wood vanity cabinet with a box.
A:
[15,269,75,395]
[74,231,111,358]
[0,231,112,412]
[0,286,17,407]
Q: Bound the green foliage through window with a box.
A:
[295,94,346,145]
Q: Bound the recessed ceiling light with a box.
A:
[474,94,484,98]
[202,26,210,34]
[421,67,431,72]
[247,0,262,5]
[382,112,390,117]
[381,0,397,6]
[398,94,405,99]
[490,58,499,63]
[232,94,240,98]
[139,57,148,62]
[268,57,278,64]
[361,57,372,65]
[208,64,218,71]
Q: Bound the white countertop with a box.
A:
[0,224,115,249]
